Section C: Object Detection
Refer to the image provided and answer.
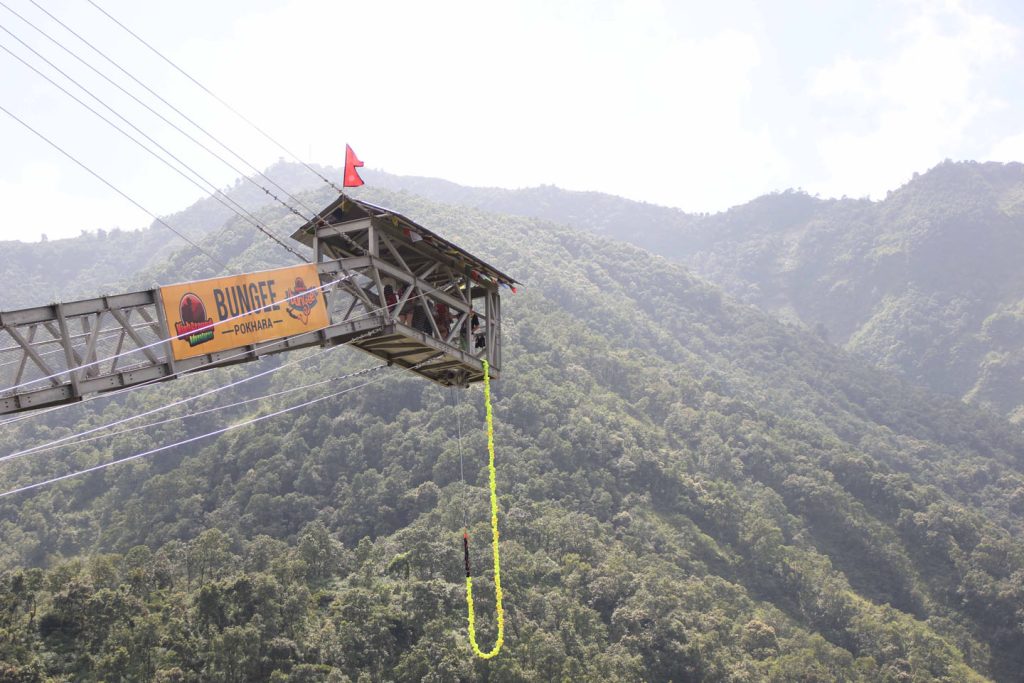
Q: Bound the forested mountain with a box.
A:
[2,180,1024,681]
[0,162,333,308]
[364,161,1024,424]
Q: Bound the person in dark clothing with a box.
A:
[384,285,398,318]
[411,300,434,334]
[471,312,485,349]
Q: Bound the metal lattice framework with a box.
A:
[0,291,171,414]
[0,194,516,416]
[301,194,507,388]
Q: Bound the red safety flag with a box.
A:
[343,144,364,187]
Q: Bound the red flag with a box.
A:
[343,144,364,187]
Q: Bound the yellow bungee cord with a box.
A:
[462,359,504,659]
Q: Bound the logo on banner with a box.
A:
[174,292,215,347]
[285,277,320,325]
[160,264,328,362]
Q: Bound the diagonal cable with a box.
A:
[83,0,347,196]
[0,102,225,268]
[0,33,305,261]
[0,1,342,242]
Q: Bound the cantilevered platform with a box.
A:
[0,193,519,415]
[295,193,518,386]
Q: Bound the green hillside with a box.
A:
[0,162,333,308]
[1,184,1024,681]
[364,161,1024,423]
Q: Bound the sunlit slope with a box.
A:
[367,161,1024,423]
[0,186,1022,680]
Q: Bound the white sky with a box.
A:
[1,0,1023,242]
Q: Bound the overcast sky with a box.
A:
[1,0,1023,242]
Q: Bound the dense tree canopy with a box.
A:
[367,161,1024,424]
[0,179,1022,681]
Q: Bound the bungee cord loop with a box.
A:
[463,359,505,659]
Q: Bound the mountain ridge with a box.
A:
[2,181,1024,680]
[359,160,1024,422]
[3,164,1024,679]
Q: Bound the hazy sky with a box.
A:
[1,0,1023,242]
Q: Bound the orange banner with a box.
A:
[159,264,329,361]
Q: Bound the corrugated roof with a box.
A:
[291,193,520,288]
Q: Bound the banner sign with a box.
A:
[159,264,330,361]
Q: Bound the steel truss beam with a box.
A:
[1,246,503,415]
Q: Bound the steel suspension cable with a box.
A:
[0,340,269,430]
[83,0,346,196]
[0,3,341,241]
[1,274,350,394]
[0,342,343,464]
[8,363,390,461]
[0,281,433,430]
[0,35,305,262]
[0,102,225,268]
[0,334,291,431]
[0,360,408,500]
[1,286,435,452]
